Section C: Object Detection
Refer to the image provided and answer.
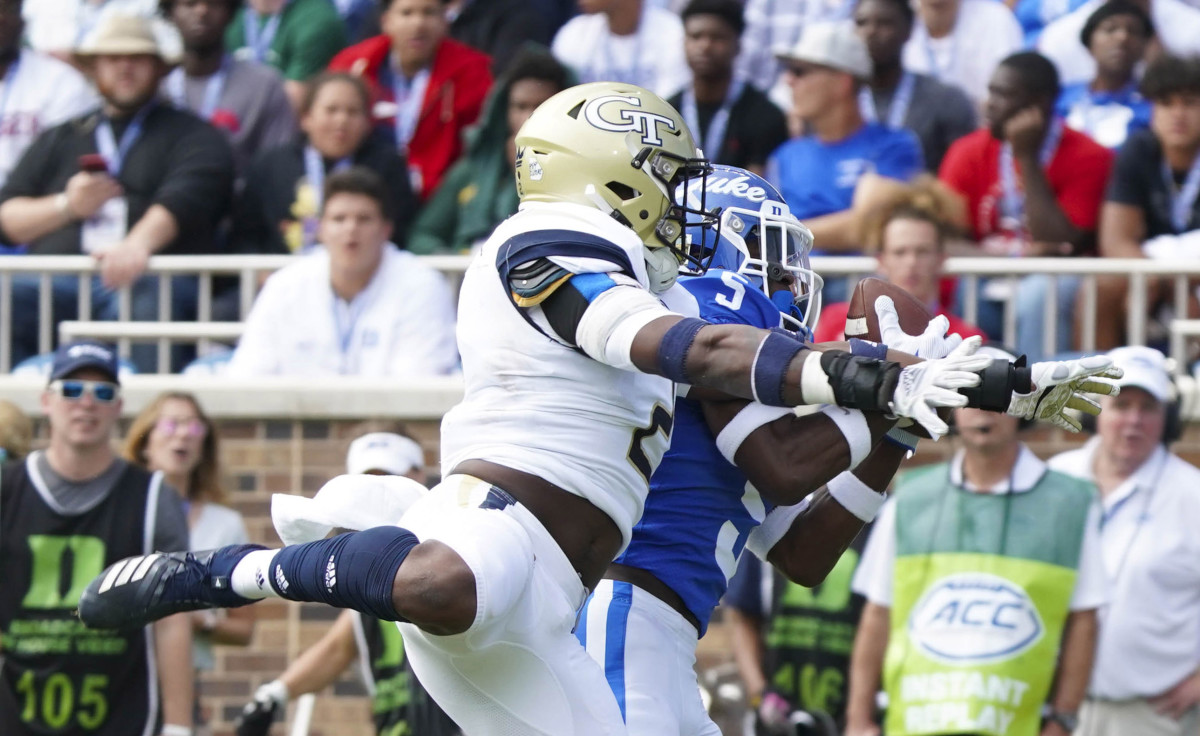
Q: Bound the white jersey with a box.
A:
[440,202,679,552]
[0,50,98,187]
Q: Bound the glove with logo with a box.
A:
[889,337,992,437]
[1007,356,1123,431]
[235,680,288,736]
[875,297,964,359]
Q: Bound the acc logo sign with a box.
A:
[582,95,677,146]
[907,573,1043,665]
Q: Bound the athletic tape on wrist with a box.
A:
[751,329,808,406]
[715,402,795,464]
[799,350,836,405]
[161,725,194,736]
[827,472,886,522]
[848,338,889,360]
[884,425,921,452]
[657,317,707,383]
[819,406,872,469]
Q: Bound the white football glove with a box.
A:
[875,296,964,359]
[1007,355,1123,431]
[889,336,992,437]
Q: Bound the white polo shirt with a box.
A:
[227,244,459,377]
[853,445,1107,612]
[1049,437,1200,700]
[902,0,1023,106]
[551,8,690,100]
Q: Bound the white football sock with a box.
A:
[231,549,281,600]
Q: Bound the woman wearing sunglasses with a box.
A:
[124,392,256,730]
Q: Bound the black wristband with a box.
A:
[960,356,1031,412]
[819,351,902,411]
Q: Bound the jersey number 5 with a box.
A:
[627,404,674,483]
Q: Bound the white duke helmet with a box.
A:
[514,81,720,290]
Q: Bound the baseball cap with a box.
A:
[49,340,121,385]
[775,21,872,80]
[346,433,424,476]
[1107,346,1171,402]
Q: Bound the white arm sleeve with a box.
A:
[574,284,677,371]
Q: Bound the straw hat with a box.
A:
[74,14,172,63]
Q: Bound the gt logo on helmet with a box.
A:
[582,95,677,146]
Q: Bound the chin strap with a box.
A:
[643,245,679,293]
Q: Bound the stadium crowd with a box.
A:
[1,0,1200,735]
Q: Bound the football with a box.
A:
[844,277,933,343]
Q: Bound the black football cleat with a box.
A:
[78,544,267,629]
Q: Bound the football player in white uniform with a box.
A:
[77,83,1121,736]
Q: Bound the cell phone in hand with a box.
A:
[77,154,109,174]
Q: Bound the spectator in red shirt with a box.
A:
[328,0,492,200]
[939,51,1113,360]
[814,177,986,343]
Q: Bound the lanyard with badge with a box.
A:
[1162,155,1200,233]
[1101,452,1168,593]
[858,71,915,128]
[921,28,956,81]
[385,63,430,150]
[164,55,230,121]
[333,287,373,373]
[997,116,1063,239]
[300,145,352,252]
[590,4,648,87]
[242,1,290,64]
[83,104,155,255]
[680,76,745,160]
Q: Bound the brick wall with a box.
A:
[28,417,1200,736]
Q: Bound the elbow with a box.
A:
[773,550,831,588]
[783,564,830,588]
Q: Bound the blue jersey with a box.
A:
[613,270,785,635]
[1056,82,1151,150]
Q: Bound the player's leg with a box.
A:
[580,579,721,735]
[77,473,489,636]
[390,478,626,734]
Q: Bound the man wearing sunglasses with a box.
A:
[0,339,194,736]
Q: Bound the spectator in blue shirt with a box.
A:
[767,20,923,303]
[1055,0,1154,149]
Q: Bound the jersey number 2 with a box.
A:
[627,404,674,482]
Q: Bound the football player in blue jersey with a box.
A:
[77,85,1120,736]
[576,166,937,735]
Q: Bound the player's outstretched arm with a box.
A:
[625,315,991,437]
[757,440,907,587]
[701,397,896,507]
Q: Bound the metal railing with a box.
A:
[5,254,1200,373]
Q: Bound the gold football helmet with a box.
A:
[514,82,718,275]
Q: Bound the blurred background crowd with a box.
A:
[2,0,1200,734]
